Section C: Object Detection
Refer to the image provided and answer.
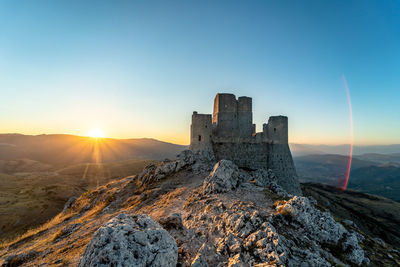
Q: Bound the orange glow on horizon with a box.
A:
[87,128,105,138]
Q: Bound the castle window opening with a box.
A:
[274,128,276,132]
[198,135,202,141]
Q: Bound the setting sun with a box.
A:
[88,128,105,138]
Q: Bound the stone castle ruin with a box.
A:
[190,93,299,194]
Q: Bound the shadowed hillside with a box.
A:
[295,154,400,201]
[302,183,400,248]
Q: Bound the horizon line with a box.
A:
[1,132,399,147]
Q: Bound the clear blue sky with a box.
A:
[0,0,399,145]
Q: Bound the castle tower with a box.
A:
[237,96,253,137]
[190,112,212,151]
[212,93,238,137]
[267,116,288,144]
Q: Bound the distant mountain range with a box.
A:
[290,143,400,156]
[0,134,187,165]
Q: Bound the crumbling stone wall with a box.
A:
[212,141,268,170]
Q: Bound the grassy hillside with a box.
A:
[0,159,153,241]
[294,154,376,185]
[349,166,400,201]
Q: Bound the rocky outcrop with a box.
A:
[1,251,37,267]
[63,196,77,211]
[185,198,288,266]
[202,160,242,194]
[158,213,184,230]
[275,196,347,244]
[183,168,369,267]
[78,213,178,267]
[138,150,213,187]
[251,168,291,198]
[274,196,369,265]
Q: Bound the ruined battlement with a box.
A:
[190,93,298,191]
[191,93,289,151]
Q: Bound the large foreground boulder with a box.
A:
[78,213,178,267]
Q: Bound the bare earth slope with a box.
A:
[1,151,399,266]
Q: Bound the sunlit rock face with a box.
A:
[78,213,178,267]
[202,160,241,194]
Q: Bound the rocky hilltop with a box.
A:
[1,150,399,266]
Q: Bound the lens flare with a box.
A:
[341,75,353,191]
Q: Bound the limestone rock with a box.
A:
[138,150,212,187]
[342,232,369,265]
[59,223,81,238]
[78,213,178,267]
[190,242,220,267]
[63,196,77,211]
[275,196,346,244]
[191,254,207,267]
[185,198,288,266]
[158,213,183,230]
[375,237,386,247]
[175,150,196,171]
[274,196,369,266]
[2,251,37,267]
[138,163,158,186]
[342,219,354,227]
[251,169,290,198]
[202,160,240,194]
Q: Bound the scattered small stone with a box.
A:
[2,251,38,267]
[63,196,77,211]
[343,219,354,227]
[375,237,386,247]
[158,213,183,230]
